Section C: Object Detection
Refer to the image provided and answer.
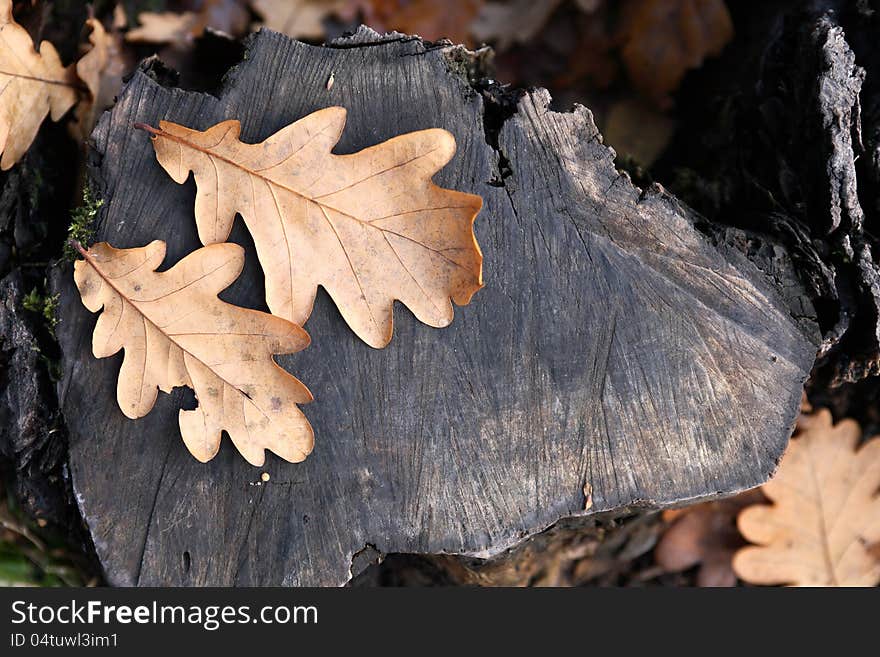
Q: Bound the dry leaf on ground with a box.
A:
[471,0,564,51]
[0,0,79,169]
[619,0,733,107]
[251,0,353,40]
[602,99,675,166]
[733,409,880,586]
[139,108,483,348]
[655,490,763,586]
[200,0,251,35]
[73,240,314,466]
[550,5,618,91]
[71,17,127,142]
[126,0,249,47]
[358,0,484,45]
[125,11,202,47]
[113,3,128,30]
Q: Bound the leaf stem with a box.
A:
[133,122,161,136]
[68,238,88,258]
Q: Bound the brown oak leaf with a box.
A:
[733,409,880,586]
[655,490,763,586]
[0,0,79,169]
[126,0,249,47]
[139,108,483,348]
[73,240,314,466]
[471,0,564,51]
[358,0,484,45]
[251,0,354,40]
[200,0,251,36]
[71,17,127,142]
[125,11,202,47]
[619,0,733,107]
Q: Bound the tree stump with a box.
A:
[53,27,818,586]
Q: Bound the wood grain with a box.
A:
[54,27,818,586]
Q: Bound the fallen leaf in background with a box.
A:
[201,0,251,35]
[251,0,353,39]
[733,409,880,586]
[359,0,484,45]
[140,108,483,349]
[126,0,249,46]
[801,391,812,413]
[550,4,617,92]
[619,0,733,107]
[471,0,564,51]
[602,98,675,167]
[0,0,79,169]
[113,3,128,30]
[655,490,763,586]
[125,10,201,47]
[71,17,127,142]
[73,240,314,466]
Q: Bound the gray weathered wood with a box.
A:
[54,27,818,586]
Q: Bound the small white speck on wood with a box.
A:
[583,482,593,511]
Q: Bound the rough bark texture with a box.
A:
[0,271,67,524]
[0,121,80,534]
[52,26,817,586]
[351,511,667,586]
[657,2,880,409]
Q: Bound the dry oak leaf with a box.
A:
[357,0,484,46]
[0,0,78,169]
[73,240,314,467]
[200,0,251,36]
[127,0,250,46]
[71,17,127,142]
[733,409,880,586]
[125,11,202,47]
[655,490,763,587]
[471,0,564,51]
[140,108,483,348]
[619,0,733,107]
[251,0,353,40]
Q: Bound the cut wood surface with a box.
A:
[55,27,818,586]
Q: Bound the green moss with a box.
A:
[21,284,62,378]
[43,292,60,328]
[65,185,103,260]
[22,287,59,329]
[21,288,42,314]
